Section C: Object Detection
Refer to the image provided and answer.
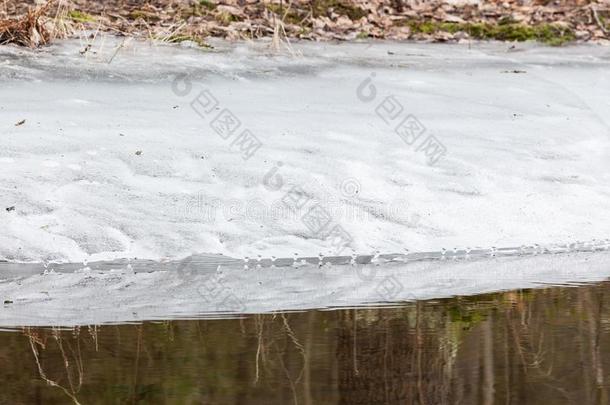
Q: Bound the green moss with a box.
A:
[494,24,536,41]
[534,24,576,45]
[410,21,437,34]
[463,22,492,38]
[312,0,367,20]
[438,22,463,34]
[402,20,575,46]
[356,31,369,39]
[67,10,95,23]
[199,0,217,10]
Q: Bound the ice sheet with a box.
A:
[0,38,609,263]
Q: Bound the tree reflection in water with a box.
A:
[1,282,609,404]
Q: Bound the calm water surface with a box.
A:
[1,282,610,404]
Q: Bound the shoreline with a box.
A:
[1,1,609,48]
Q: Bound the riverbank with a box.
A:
[1,0,609,48]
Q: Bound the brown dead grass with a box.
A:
[1,1,608,47]
[0,0,62,47]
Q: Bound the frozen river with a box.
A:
[1,38,609,263]
[0,38,609,324]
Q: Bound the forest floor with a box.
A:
[1,0,610,48]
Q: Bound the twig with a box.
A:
[27,333,83,405]
[591,6,608,35]
[107,36,126,64]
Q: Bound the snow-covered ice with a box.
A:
[1,38,609,263]
[0,38,609,325]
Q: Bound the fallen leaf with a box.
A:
[15,119,25,126]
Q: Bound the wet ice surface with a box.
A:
[0,250,609,327]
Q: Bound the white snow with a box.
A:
[0,38,609,263]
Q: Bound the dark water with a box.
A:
[1,282,610,405]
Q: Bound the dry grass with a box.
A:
[0,0,70,47]
[0,0,606,47]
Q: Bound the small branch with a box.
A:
[591,6,608,35]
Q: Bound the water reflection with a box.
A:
[1,281,610,404]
